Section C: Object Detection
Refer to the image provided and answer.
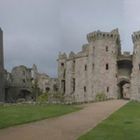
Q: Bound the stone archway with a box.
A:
[18,89,32,101]
[118,78,130,99]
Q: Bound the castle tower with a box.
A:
[131,31,140,100]
[57,52,67,94]
[87,29,121,100]
[0,28,5,102]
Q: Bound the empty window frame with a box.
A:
[61,63,64,67]
[139,64,140,70]
[85,65,87,71]
[107,87,109,92]
[61,80,65,93]
[106,46,108,52]
[92,63,94,70]
[72,78,75,92]
[106,63,109,70]
[84,86,87,92]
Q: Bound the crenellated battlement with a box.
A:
[69,51,75,59]
[87,28,120,43]
[58,52,67,60]
[132,31,140,43]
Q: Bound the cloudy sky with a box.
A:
[0,0,139,77]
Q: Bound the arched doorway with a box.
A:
[118,79,130,99]
[18,89,32,101]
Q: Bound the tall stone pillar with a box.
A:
[0,28,5,102]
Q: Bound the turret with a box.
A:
[32,64,38,79]
[131,31,140,100]
[132,31,140,44]
[87,29,120,99]
[87,28,120,42]
[58,52,67,93]
[87,28,121,55]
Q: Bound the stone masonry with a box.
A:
[4,64,58,102]
[2,28,140,103]
[58,29,139,103]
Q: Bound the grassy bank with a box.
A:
[78,101,140,140]
[0,104,80,129]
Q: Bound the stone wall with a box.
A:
[87,30,119,100]
[131,31,140,100]
[58,29,123,103]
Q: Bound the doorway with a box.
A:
[118,80,130,99]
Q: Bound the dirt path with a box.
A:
[0,100,128,140]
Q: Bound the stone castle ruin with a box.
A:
[1,28,140,103]
[58,29,140,103]
[4,64,58,102]
[0,28,58,103]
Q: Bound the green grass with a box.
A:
[0,104,80,129]
[78,101,140,140]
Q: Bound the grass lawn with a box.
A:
[0,104,81,129]
[78,101,140,140]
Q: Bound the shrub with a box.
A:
[48,92,64,103]
[37,92,48,103]
[95,92,106,101]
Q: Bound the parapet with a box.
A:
[123,51,130,56]
[132,31,140,43]
[87,28,120,43]
[58,52,67,59]
[69,51,75,59]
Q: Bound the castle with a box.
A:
[58,29,140,103]
[1,28,140,103]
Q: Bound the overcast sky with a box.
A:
[0,0,139,77]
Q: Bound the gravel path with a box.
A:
[0,100,128,140]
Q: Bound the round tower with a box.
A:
[87,29,120,100]
[131,31,140,100]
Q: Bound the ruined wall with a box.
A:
[11,65,32,88]
[37,73,50,93]
[74,55,88,102]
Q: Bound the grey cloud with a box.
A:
[0,0,139,77]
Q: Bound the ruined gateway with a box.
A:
[58,29,140,103]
